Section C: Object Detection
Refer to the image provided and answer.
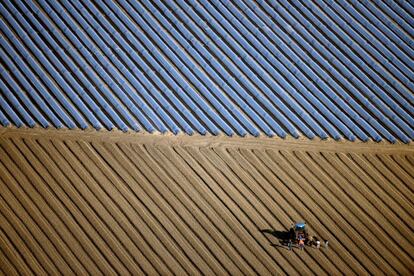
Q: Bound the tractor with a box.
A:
[287,222,328,251]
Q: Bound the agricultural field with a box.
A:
[1,129,413,275]
[1,0,413,275]
[2,0,413,143]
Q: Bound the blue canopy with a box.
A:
[295,222,306,230]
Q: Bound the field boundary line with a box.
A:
[0,127,413,154]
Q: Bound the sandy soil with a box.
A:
[0,128,413,275]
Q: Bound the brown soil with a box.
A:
[0,128,413,275]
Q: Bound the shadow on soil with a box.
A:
[261,229,290,240]
[260,229,293,250]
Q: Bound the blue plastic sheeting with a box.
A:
[0,78,35,127]
[0,94,24,127]
[0,0,413,143]
[0,107,10,127]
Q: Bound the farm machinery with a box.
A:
[287,222,328,251]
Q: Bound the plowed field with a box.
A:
[1,129,413,275]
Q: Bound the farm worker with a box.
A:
[312,236,321,249]
[299,238,305,250]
